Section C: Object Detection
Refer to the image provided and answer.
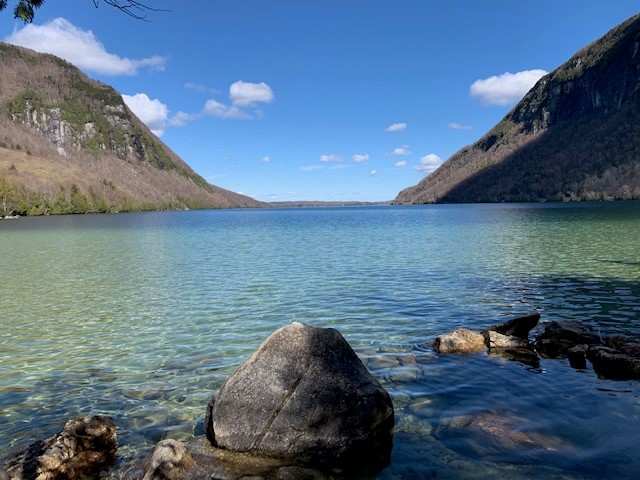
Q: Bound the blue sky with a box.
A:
[1,1,639,202]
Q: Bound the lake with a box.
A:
[1,203,639,478]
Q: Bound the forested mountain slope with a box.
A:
[395,14,640,204]
[0,43,263,215]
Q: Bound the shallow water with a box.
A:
[0,203,639,478]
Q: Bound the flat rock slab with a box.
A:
[207,322,393,467]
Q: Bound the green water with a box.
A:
[1,203,639,478]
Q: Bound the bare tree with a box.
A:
[0,0,163,22]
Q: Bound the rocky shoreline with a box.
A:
[0,323,394,480]
[2,317,639,479]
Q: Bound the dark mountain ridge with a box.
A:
[0,43,263,216]
[395,14,640,204]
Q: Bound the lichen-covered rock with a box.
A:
[0,416,116,480]
[487,313,540,340]
[207,322,394,465]
[142,439,209,480]
[433,328,486,354]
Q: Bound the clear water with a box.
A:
[1,203,639,478]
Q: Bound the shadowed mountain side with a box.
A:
[0,43,263,215]
[394,13,640,204]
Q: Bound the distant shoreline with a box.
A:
[267,201,391,208]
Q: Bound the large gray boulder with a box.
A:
[206,322,394,465]
[0,416,116,480]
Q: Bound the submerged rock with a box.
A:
[206,322,393,469]
[142,439,209,480]
[0,416,116,480]
[433,328,486,354]
[434,410,571,460]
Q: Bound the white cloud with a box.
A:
[262,155,271,163]
[5,18,166,76]
[449,122,473,130]
[230,81,274,106]
[395,160,408,168]
[301,165,323,172]
[203,99,251,120]
[352,154,370,163]
[415,153,443,174]
[369,170,377,176]
[470,69,548,106]
[202,80,274,120]
[387,145,411,156]
[169,111,198,127]
[320,154,342,163]
[385,122,407,132]
[122,93,168,136]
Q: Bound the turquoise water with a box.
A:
[1,203,639,478]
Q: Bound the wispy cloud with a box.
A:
[6,18,166,75]
[122,93,168,136]
[169,111,198,127]
[470,69,547,106]
[203,99,251,120]
[352,154,370,163]
[185,82,220,94]
[448,122,473,130]
[369,170,377,176]
[320,154,342,163]
[262,155,271,163]
[385,122,407,132]
[300,165,324,172]
[387,145,411,156]
[415,153,443,174]
[394,160,408,168]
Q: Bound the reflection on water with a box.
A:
[0,203,639,478]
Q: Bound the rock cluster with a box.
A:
[433,314,640,380]
[433,313,538,356]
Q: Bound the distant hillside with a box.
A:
[0,43,263,216]
[395,14,640,204]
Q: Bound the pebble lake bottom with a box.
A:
[0,203,639,479]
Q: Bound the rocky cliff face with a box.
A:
[0,43,263,215]
[395,14,640,204]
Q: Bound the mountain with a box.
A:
[0,43,263,216]
[395,14,640,204]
